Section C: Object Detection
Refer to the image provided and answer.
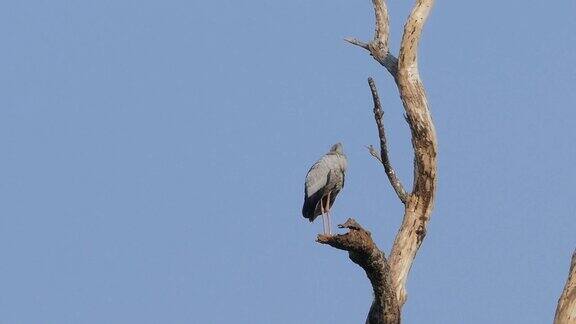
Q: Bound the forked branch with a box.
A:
[347,0,437,309]
[319,0,437,321]
[352,0,437,307]
[345,0,398,76]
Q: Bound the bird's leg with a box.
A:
[325,191,332,235]
[320,197,327,235]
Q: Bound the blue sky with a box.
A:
[1,0,575,323]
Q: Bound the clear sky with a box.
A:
[1,1,575,323]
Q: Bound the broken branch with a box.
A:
[317,219,400,324]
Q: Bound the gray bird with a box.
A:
[302,143,347,235]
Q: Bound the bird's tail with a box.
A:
[302,193,321,222]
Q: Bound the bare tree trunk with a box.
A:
[555,249,576,324]
[316,0,437,323]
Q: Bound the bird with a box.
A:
[302,143,347,235]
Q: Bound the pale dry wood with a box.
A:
[554,249,576,324]
[387,0,437,307]
[344,0,398,76]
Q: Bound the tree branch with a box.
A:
[366,77,408,204]
[317,219,400,324]
[344,0,398,76]
[554,249,576,324]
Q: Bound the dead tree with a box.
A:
[554,249,576,324]
[316,0,437,323]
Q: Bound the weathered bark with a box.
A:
[317,219,400,324]
[387,0,437,306]
[366,77,408,204]
[345,0,397,76]
[554,249,576,324]
[317,0,437,322]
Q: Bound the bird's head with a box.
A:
[330,142,344,154]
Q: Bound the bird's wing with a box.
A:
[304,157,330,197]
